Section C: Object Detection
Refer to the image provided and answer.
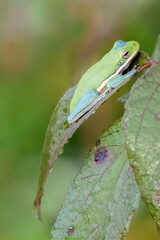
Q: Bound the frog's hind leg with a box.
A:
[67,89,99,123]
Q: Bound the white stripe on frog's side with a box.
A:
[97,50,138,93]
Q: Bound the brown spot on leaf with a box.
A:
[155,112,160,120]
[107,129,119,136]
[95,147,109,164]
[96,139,101,146]
[107,132,112,136]
[66,226,74,235]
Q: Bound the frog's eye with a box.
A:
[122,50,130,59]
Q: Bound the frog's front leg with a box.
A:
[107,67,137,89]
[95,68,137,102]
[67,89,99,123]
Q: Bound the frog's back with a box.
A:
[70,51,115,111]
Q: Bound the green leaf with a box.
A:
[34,50,153,219]
[34,86,75,218]
[122,38,160,230]
[152,34,160,61]
[51,121,140,240]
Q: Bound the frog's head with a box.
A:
[113,40,140,74]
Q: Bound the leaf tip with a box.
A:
[33,197,42,221]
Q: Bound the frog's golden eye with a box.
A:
[122,50,130,59]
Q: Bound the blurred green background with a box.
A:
[0,0,160,239]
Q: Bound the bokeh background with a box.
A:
[0,0,160,239]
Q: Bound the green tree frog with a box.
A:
[67,40,140,123]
